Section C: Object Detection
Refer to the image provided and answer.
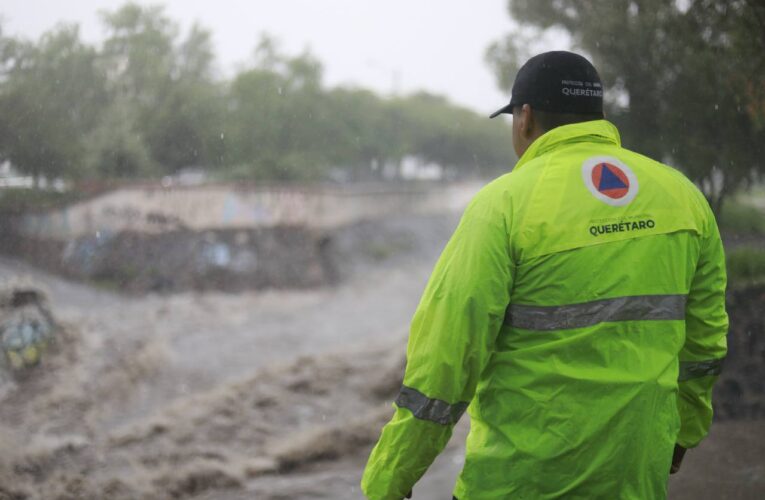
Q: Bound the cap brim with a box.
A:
[489,102,514,119]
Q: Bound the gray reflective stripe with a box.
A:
[679,358,724,381]
[505,294,687,331]
[395,386,468,426]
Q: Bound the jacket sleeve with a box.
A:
[361,190,514,500]
[677,204,728,448]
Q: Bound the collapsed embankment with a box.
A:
[0,225,332,292]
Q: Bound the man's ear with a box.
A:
[520,104,534,136]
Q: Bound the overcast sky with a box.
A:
[2,0,572,114]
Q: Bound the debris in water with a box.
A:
[0,287,56,371]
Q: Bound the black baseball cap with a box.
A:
[490,51,603,118]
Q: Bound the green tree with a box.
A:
[397,93,514,178]
[141,25,225,171]
[0,6,516,186]
[99,3,176,106]
[223,40,335,181]
[0,25,24,79]
[0,25,107,184]
[487,0,765,213]
[325,88,406,180]
[98,3,223,175]
[83,101,155,178]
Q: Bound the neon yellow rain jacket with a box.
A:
[361,120,728,499]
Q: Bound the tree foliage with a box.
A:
[0,25,106,183]
[98,3,224,176]
[487,0,765,212]
[0,3,513,185]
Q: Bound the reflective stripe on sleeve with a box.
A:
[395,385,468,426]
[505,294,687,331]
[679,358,724,382]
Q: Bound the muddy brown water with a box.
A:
[1,215,763,499]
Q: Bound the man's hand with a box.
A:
[670,444,687,474]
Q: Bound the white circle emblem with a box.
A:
[581,156,639,206]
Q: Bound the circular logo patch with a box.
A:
[581,156,638,206]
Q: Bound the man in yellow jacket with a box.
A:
[361,51,728,499]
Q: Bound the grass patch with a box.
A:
[718,199,765,235]
[362,236,414,262]
[727,247,765,286]
[0,188,84,215]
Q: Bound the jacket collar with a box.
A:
[514,119,622,170]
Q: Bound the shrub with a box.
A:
[727,247,765,286]
[718,200,765,235]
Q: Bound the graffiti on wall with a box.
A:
[14,182,480,241]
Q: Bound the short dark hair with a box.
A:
[533,109,604,132]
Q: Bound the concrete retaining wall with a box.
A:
[15,182,482,240]
[1,182,483,292]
